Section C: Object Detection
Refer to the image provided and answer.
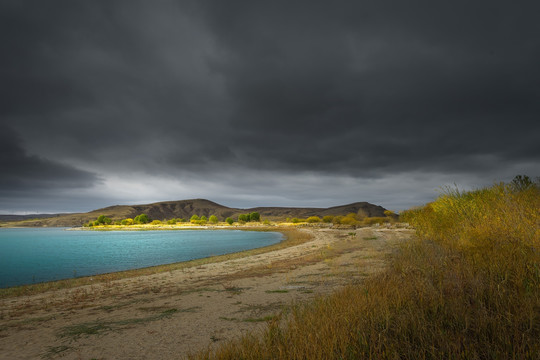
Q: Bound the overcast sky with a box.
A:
[1,0,539,214]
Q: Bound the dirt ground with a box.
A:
[0,227,412,360]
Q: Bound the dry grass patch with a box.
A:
[189,180,540,359]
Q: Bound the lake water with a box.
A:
[0,228,283,288]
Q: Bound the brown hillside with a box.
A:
[0,199,388,227]
[248,202,387,220]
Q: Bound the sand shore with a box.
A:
[0,227,412,359]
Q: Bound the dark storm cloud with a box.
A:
[198,0,540,174]
[0,127,99,192]
[0,1,539,212]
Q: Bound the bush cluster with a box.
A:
[133,214,150,224]
[238,212,261,223]
[166,218,185,224]
[189,214,220,225]
[86,214,112,227]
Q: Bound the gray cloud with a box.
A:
[0,0,539,213]
[0,127,100,194]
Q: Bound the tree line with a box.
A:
[86,212,262,227]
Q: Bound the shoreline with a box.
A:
[0,227,412,359]
[0,227,307,298]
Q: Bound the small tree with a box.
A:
[209,215,218,224]
[134,214,149,224]
[511,175,535,191]
[357,209,369,220]
[190,215,200,223]
[322,216,334,223]
[226,217,234,225]
[307,216,321,223]
[200,215,208,222]
[249,212,260,222]
[238,214,249,222]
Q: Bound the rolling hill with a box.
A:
[0,199,389,227]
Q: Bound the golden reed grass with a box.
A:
[191,179,539,359]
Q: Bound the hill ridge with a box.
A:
[0,199,388,227]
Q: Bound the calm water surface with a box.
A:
[0,228,283,288]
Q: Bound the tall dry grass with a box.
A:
[191,180,540,359]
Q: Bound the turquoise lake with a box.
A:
[0,228,283,288]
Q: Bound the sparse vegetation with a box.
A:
[362,216,389,225]
[189,176,540,359]
[57,308,181,340]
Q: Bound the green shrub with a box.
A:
[249,212,261,222]
[209,215,218,224]
[332,215,343,224]
[306,216,321,223]
[225,217,234,225]
[94,214,112,225]
[134,214,149,224]
[322,215,334,223]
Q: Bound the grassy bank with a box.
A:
[191,180,539,359]
[0,228,312,299]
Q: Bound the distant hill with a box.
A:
[0,213,67,222]
[0,199,388,227]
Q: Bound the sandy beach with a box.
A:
[0,227,412,359]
